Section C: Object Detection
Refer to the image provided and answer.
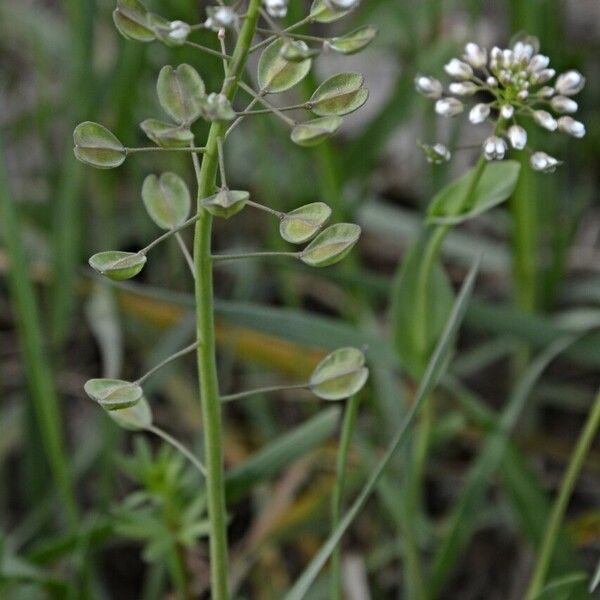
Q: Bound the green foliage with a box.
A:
[291,115,344,147]
[73,122,126,169]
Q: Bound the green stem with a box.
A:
[220,383,307,403]
[330,394,361,600]
[212,250,300,262]
[191,2,262,598]
[135,342,199,385]
[525,389,600,598]
[140,215,201,254]
[126,146,206,155]
[146,425,206,477]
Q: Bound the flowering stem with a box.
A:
[191,2,262,597]
[525,389,600,599]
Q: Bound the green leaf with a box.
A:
[73,121,126,169]
[142,172,191,229]
[201,189,249,219]
[89,251,146,281]
[113,0,155,42]
[84,378,143,411]
[109,397,153,431]
[280,202,332,244]
[309,0,352,23]
[310,73,369,116]
[329,25,378,55]
[291,116,344,147]
[300,223,360,267]
[427,160,521,225]
[157,64,206,125]
[258,38,312,93]
[309,347,369,400]
[140,119,193,148]
[531,573,587,600]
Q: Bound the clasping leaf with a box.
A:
[73,122,126,169]
[202,189,249,219]
[84,378,143,411]
[157,64,206,125]
[310,347,369,400]
[142,172,191,229]
[280,202,331,244]
[300,223,360,267]
[310,73,369,116]
[89,251,146,280]
[291,116,343,147]
[258,38,312,93]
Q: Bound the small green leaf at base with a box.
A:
[300,223,360,267]
[73,122,126,169]
[89,251,147,281]
[109,397,153,431]
[202,189,249,219]
[280,202,332,244]
[328,26,378,55]
[258,38,312,93]
[142,172,191,229]
[427,160,521,225]
[140,119,194,148]
[157,64,206,125]
[310,348,369,400]
[310,73,369,116]
[113,0,155,42]
[291,116,344,147]
[84,378,143,411]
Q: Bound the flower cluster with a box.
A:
[415,36,586,173]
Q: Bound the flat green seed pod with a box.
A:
[310,73,369,116]
[140,119,194,148]
[157,64,205,125]
[109,397,153,431]
[84,378,143,411]
[290,116,343,147]
[113,0,155,42]
[73,121,126,169]
[309,0,352,23]
[309,347,369,400]
[89,251,146,281]
[329,25,378,55]
[201,189,249,219]
[258,38,312,94]
[280,202,332,244]
[300,223,360,267]
[142,172,191,229]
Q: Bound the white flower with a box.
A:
[205,7,237,30]
[469,103,490,124]
[557,116,585,138]
[550,96,578,113]
[414,75,443,99]
[555,70,585,95]
[483,136,507,160]
[533,110,558,131]
[513,41,535,61]
[507,125,527,149]
[463,43,487,69]
[530,151,560,172]
[421,143,451,164]
[528,54,550,72]
[263,0,288,17]
[444,58,473,80]
[449,81,478,95]
[435,97,464,117]
[168,20,191,42]
[501,104,515,119]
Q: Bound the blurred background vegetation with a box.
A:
[0,0,599,598]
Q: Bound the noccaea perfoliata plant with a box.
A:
[75,0,373,597]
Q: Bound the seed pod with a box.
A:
[420,143,451,164]
[84,378,143,411]
[300,223,360,267]
[483,136,507,161]
[310,0,352,23]
[309,347,369,400]
[280,202,332,244]
[291,116,344,147]
[157,64,206,125]
[200,93,236,122]
[279,40,319,62]
[109,397,153,431]
[258,38,312,93]
[73,122,126,169]
[201,189,249,219]
[328,25,377,55]
[142,172,191,229]
[89,251,146,280]
[140,119,194,147]
[113,0,155,42]
[310,73,368,116]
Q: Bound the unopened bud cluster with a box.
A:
[415,35,586,172]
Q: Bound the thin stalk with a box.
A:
[212,250,300,262]
[0,134,78,526]
[246,199,284,218]
[238,81,296,126]
[183,40,231,60]
[126,146,206,155]
[330,395,361,600]
[525,389,600,598]
[140,215,201,254]
[191,2,262,597]
[220,383,307,402]
[147,425,207,477]
[249,15,313,53]
[225,96,261,138]
[235,103,308,116]
[135,342,199,386]
[256,27,326,44]
[175,232,196,278]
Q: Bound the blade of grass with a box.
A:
[0,134,78,526]
[283,256,480,600]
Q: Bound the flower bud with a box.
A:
[448,81,478,95]
[501,49,514,68]
[444,58,473,80]
[435,97,464,117]
[500,104,515,119]
[555,70,585,96]
[263,0,288,17]
[528,54,550,72]
[463,43,487,69]
[530,151,560,173]
[414,75,443,99]
[513,41,534,61]
[550,96,578,114]
[517,90,529,100]
[486,76,498,87]
[537,86,555,99]
[489,46,502,69]
[532,68,556,84]
[421,143,451,164]
[205,7,237,30]
[533,110,558,131]
[469,103,490,124]
[507,125,527,150]
[168,20,191,43]
[557,116,585,138]
[483,136,507,160]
